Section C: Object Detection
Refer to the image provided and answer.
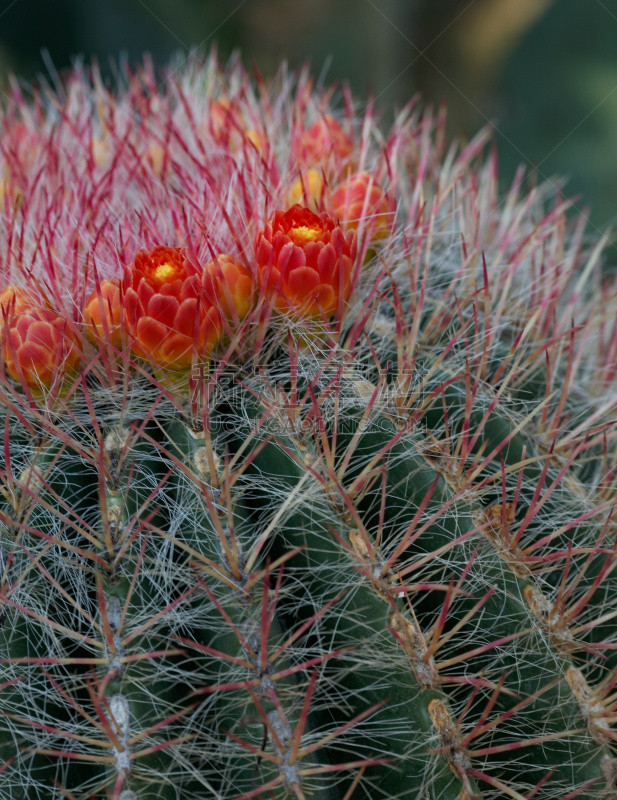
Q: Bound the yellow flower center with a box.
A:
[291,225,321,243]
[154,262,177,282]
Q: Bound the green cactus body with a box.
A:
[1,53,617,800]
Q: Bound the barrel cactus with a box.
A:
[1,52,617,800]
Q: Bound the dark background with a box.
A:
[0,0,614,236]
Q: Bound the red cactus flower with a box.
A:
[298,115,353,170]
[255,204,357,318]
[202,254,254,323]
[330,171,394,239]
[84,279,123,347]
[122,246,221,369]
[0,287,80,388]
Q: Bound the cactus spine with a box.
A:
[1,53,617,799]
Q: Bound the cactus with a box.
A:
[1,52,617,800]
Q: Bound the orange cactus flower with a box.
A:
[330,172,394,240]
[298,115,353,170]
[84,279,124,347]
[123,246,221,369]
[203,254,254,323]
[255,204,357,318]
[0,287,80,388]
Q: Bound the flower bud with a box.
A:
[84,279,123,347]
[1,287,80,388]
[243,128,268,154]
[288,169,325,211]
[202,254,254,323]
[0,286,38,318]
[298,115,353,170]
[207,98,235,145]
[330,172,394,239]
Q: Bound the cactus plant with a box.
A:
[2,51,617,800]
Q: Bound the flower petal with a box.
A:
[147,294,180,325]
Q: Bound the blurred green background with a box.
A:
[0,0,614,233]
